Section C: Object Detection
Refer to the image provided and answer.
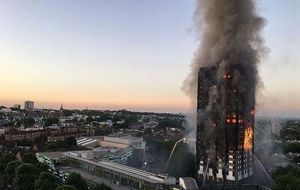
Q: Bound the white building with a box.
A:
[99,133,145,150]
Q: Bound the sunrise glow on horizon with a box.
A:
[0,0,299,117]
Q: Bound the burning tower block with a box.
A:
[197,66,254,184]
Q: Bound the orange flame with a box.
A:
[243,127,253,151]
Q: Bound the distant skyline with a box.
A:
[0,0,299,117]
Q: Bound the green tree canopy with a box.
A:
[13,163,36,190]
[35,172,58,190]
[65,172,87,190]
[46,136,78,151]
[22,152,39,164]
[36,162,50,177]
[275,174,300,190]
[5,160,23,185]
[273,165,300,190]
[0,153,16,189]
[0,153,16,171]
[85,116,93,123]
[155,118,182,131]
[44,117,59,127]
[63,109,75,117]
[22,118,35,128]
[64,136,77,148]
[283,143,300,153]
[0,173,5,190]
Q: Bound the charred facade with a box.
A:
[197,66,254,183]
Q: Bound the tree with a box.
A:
[64,137,77,148]
[65,172,88,190]
[155,118,182,131]
[22,118,35,128]
[62,109,75,117]
[44,117,59,127]
[46,137,78,151]
[0,153,16,171]
[55,185,77,190]
[0,153,15,189]
[125,115,138,125]
[13,163,36,190]
[273,165,300,190]
[46,140,68,151]
[280,124,300,141]
[5,160,23,185]
[0,173,5,190]
[283,143,300,153]
[85,116,93,123]
[0,152,16,187]
[22,152,38,164]
[275,174,300,190]
[14,120,22,128]
[94,128,113,136]
[36,162,50,176]
[35,172,58,190]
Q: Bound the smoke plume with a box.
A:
[182,0,267,133]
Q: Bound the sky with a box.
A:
[0,0,299,117]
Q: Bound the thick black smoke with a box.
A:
[182,0,267,133]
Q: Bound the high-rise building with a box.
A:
[197,66,254,184]
[24,101,34,110]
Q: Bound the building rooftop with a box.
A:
[77,137,98,146]
[63,151,174,184]
[107,133,131,139]
[36,152,64,160]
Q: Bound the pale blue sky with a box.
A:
[0,0,299,117]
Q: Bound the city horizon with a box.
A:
[1,99,299,119]
[0,1,299,189]
[0,0,299,119]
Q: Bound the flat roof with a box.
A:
[63,152,173,184]
[36,152,64,160]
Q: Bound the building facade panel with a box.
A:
[197,66,254,184]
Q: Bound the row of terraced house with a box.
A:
[4,126,94,142]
